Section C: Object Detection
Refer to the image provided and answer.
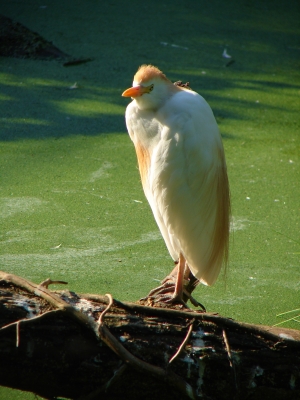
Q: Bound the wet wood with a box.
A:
[0,271,299,400]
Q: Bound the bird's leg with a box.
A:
[170,253,186,303]
[143,255,187,305]
[171,265,206,309]
[139,257,205,310]
[139,262,178,304]
[141,261,178,300]
[161,262,178,284]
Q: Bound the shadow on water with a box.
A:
[1,67,298,142]
[0,68,127,141]
[0,0,299,141]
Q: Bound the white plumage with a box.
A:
[122,65,230,302]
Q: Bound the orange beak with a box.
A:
[122,85,145,98]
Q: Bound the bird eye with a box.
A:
[149,84,154,92]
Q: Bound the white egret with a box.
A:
[122,65,230,304]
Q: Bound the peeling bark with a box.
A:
[0,271,299,400]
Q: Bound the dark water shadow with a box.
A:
[0,0,299,141]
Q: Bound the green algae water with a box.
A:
[0,0,299,397]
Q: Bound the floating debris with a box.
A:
[222,48,232,58]
[160,42,188,50]
[63,58,94,67]
[68,82,79,89]
[51,244,62,249]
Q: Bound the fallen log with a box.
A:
[0,271,299,400]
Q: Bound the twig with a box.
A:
[222,329,233,367]
[63,58,94,67]
[81,292,300,346]
[277,308,300,317]
[2,270,300,350]
[97,294,196,400]
[1,271,300,398]
[39,278,68,289]
[0,309,68,352]
[169,321,194,364]
[0,271,98,335]
[274,308,300,326]
[223,329,238,391]
[16,321,20,347]
[1,309,69,333]
[98,293,114,325]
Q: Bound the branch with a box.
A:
[0,271,299,400]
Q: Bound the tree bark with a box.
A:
[0,271,299,400]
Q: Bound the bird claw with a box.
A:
[144,292,205,311]
[141,283,190,309]
[139,264,206,311]
[143,281,175,298]
[142,293,189,309]
[183,289,206,311]
[165,293,189,308]
[140,282,206,311]
[140,280,178,306]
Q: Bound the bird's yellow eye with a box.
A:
[146,84,154,93]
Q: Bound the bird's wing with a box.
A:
[150,90,230,285]
[125,101,180,261]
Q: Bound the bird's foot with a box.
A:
[165,292,189,308]
[164,287,206,311]
[142,294,189,309]
[183,289,206,311]
[140,282,176,305]
[143,281,175,299]
[140,282,195,310]
[139,263,206,311]
[140,278,180,306]
[140,281,206,311]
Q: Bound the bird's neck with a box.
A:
[135,81,180,111]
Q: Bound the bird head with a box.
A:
[122,65,176,110]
